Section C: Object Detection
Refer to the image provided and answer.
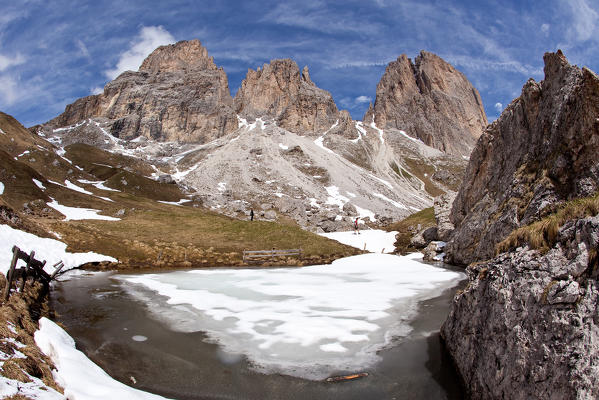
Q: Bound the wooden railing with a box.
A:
[243,249,302,262]
[3,246,64,301]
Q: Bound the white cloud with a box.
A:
[355,95,372,104]
[567,0,599,42]
[541,23,550,35]
[104,26,175,80]
[0,75,20,106]
[76,39,91,61]
[90,86,103,95]
[494,102,503,112]
[0,52,25,72]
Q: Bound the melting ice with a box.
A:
[119,253,464,379]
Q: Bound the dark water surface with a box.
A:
[50,265,466,400]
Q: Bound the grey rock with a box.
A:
[434,193,456,241]
[442,215,599,399]
[446,51,599,266]
[342,202,357,216]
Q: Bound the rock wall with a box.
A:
[442,215,599,399]
[364,51,487,157]
[445,51,599,266]
[234,59,340,135]
[48,40,238,143]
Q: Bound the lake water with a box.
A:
[50,254,466,399]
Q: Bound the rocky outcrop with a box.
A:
[234,59,340,135]
[48,40,238,143]
[445,51,599,266]
[442,215,599,399]
[364,51,487,157]
[434,192,456,241]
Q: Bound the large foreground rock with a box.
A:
[442,215,599,399]
[445,51,599,265]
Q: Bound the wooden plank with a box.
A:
[4,246,20,301]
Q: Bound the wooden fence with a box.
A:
[3,246,64,301]
[243,248,302,262]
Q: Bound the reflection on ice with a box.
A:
[119,253,464,379]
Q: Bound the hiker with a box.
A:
[250,209,254,221]
[354,217,360,235]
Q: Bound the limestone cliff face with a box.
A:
[442,216,599,399]
[48,40,238,143]
[445,51,599,266]
[364,51,487,157]
[234,59,339,135]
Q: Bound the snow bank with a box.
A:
[0,181,4,195]
[35,318,170,400]
[319,229,398,253]
[47,199,120,221]
[0,224,117,276]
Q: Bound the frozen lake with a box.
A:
[51,253,467,399]
[120,253,463,379]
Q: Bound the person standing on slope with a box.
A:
[354,217,360,235]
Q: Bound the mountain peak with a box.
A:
[139,39,217,73]
[365,51,487,157]
[234,58,339,134]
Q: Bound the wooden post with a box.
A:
[50,261,65,279]
[4,246,19,301]
[19,250,35,292]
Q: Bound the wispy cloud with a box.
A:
[565,0,599,42]
[104,26,175,80]
[262,1,384,36]
[76,39,92,61]
[0,52,25,71]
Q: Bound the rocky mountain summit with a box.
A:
[234,59,339,135]
[441,51,599,399]
[364,51,487,157]
[445,50,599,265]
[47,40,238,143]
[40,39,486,229]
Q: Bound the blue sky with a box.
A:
[1,0,598,127]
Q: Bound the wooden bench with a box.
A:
[243,249,302,262]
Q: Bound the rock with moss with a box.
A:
[442,215,599,399]
[445,51,599,266]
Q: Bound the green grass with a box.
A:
[385,207,435,254]
[53,203,360,269]
[496,193,599,254]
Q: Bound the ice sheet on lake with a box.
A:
[120,253,464,379]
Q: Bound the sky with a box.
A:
[0,0,597,127]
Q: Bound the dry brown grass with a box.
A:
[496,194,599,254]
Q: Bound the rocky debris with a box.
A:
[410,226,438,248]
[364,51,487,157]
[46,40,238,143]
[442,215,599,399]
[434,193,456,241]
[422,241,445,262]
[158,174,175,184]
[445,51,599,266]
[234,59,339,135]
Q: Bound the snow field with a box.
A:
[35,318,170,400]
[319,229,398,253]
[0,224,117,276]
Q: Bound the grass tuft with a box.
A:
[496,193,599,255]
